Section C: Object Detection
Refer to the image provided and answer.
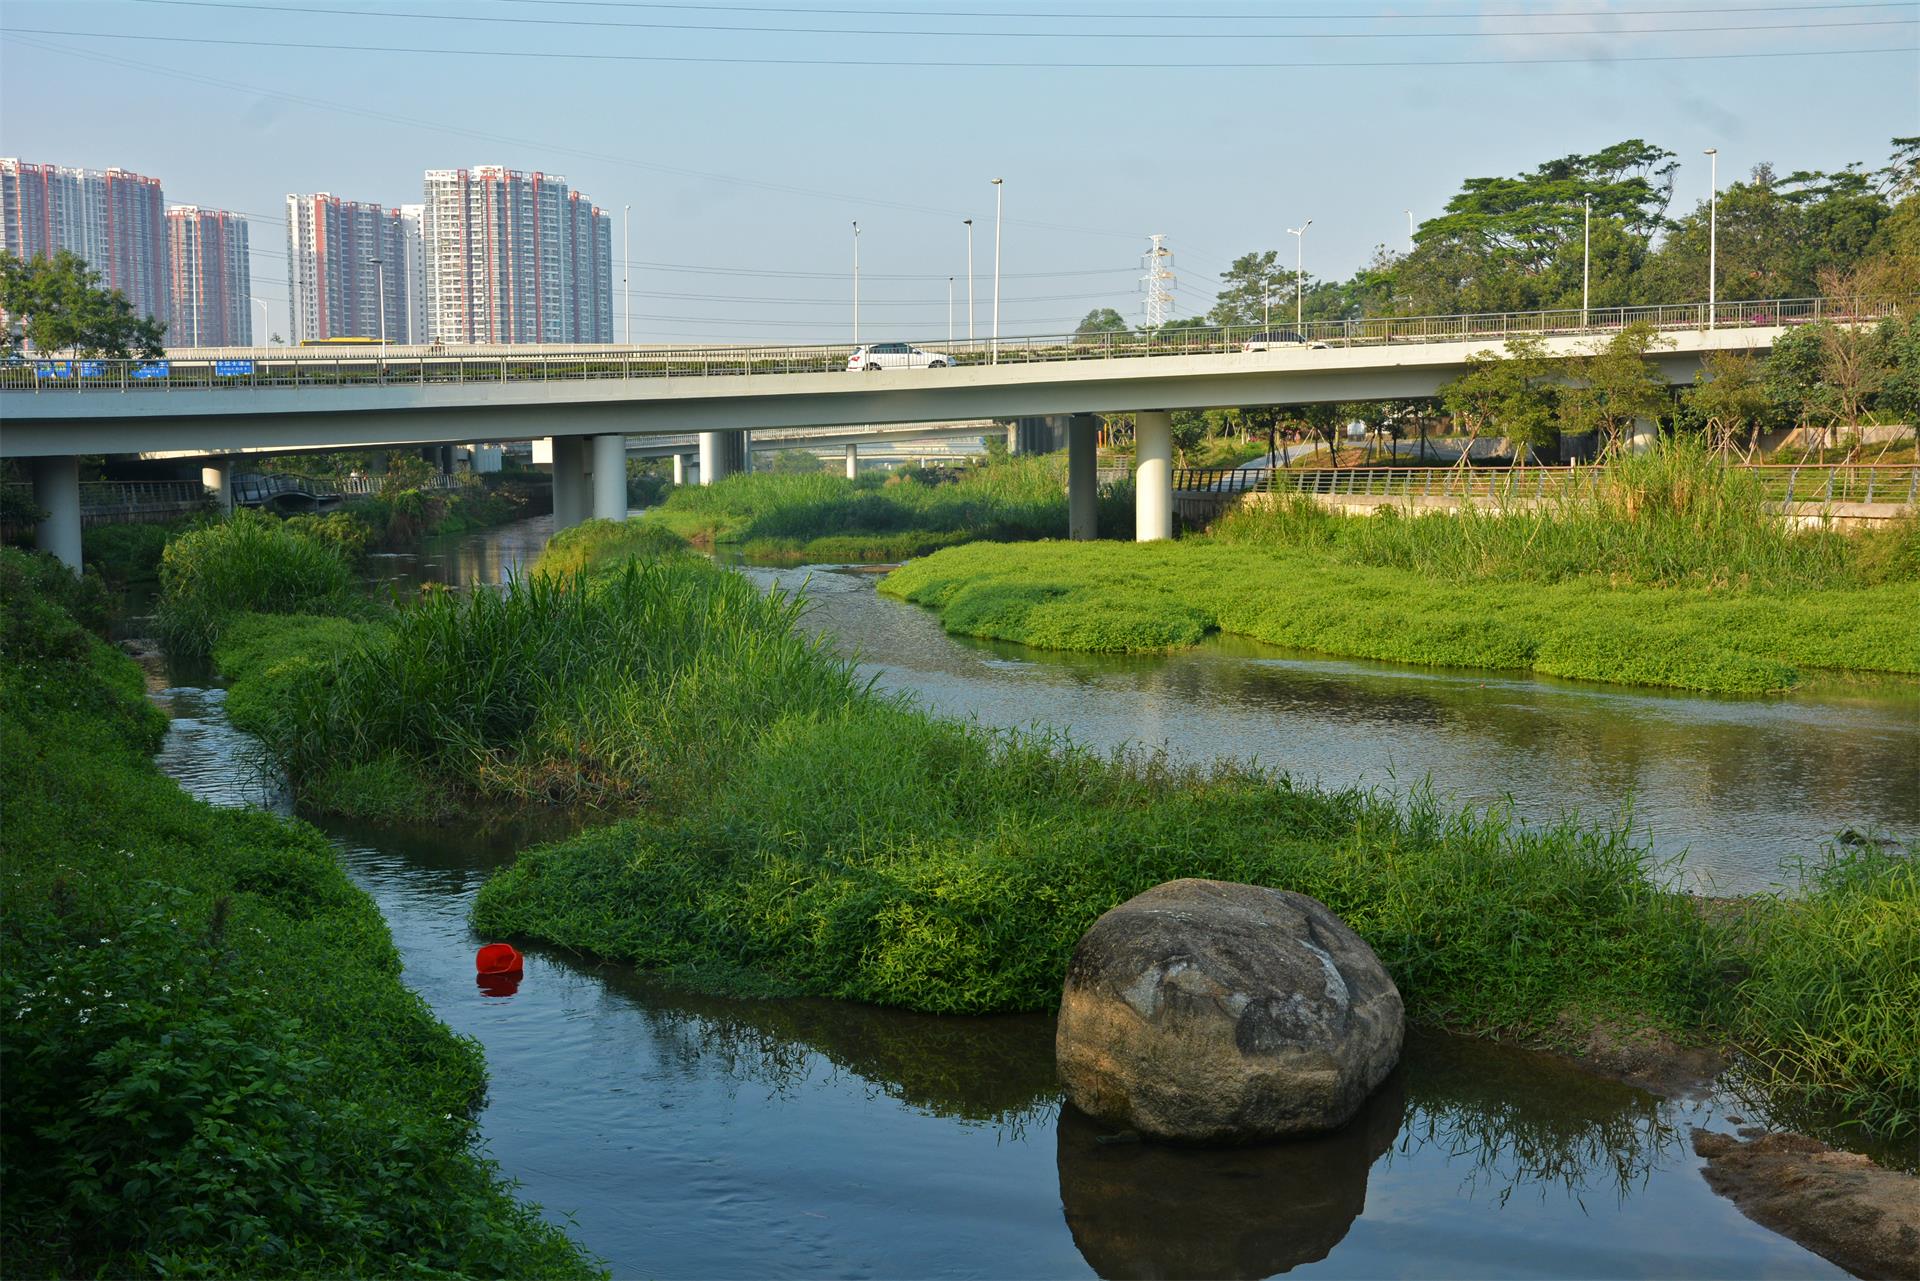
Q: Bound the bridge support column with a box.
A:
[551,435,588,529]
[845,443,859,479]
[201,458,233,515]
[1068,413,1099,541]
[590,433,628,521]
[32,456,82,573]
[1134,410,1173,542]
[671,454,687,487]
[698,430,747,485]
[741,430,754,474]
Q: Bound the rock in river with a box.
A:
[1055,878,1403,1143]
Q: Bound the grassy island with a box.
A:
[162,515,1916,1141]
[637,457,1131,563]
[881,449,1920,694]
[0,547,601,1277]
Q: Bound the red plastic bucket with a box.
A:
[476,942,524,976]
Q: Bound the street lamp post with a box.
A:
[990,178,1003,364]
[1704,147,1719,330]
[1286,220,1311,330]
[1582,194,1591,326]
[1405,209,1414,254]
[964,219,974,343]
[948,276,954,345]
[852,221,861,345]
[622,204,631,346]
[249,296,269,346]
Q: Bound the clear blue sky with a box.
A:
[3,0,1914,344]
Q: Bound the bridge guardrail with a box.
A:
[1,480,213,511]
[2,296,1903,395]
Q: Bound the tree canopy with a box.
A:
[0,251,166,358]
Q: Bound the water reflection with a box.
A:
[747,565,1919,895]
[1058,1075,1404,1280]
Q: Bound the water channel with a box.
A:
[147,512,1910,1277]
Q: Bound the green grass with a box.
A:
[181,519,1919,1138]
[220,557,865,821]
[0,546,600,1278]
[156,510,363,662]
[532,518,691,578]
[879,539,1919,693]
[640,458,1134,562]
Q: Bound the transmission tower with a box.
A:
[1140,234,1175,329]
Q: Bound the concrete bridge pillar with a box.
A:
[201,457,233,515]
[698,430,748,485]
[590,433,628,521]
[32,455,82,573]
[551,435,588,529]
[671,453,687,486]
[845,443,859,479]
[1134,410,1173,542]
[1068,413,1099,541]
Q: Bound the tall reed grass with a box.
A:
[1213,442,1916,592]
[156,510,360,660]
[643,458,1133,561]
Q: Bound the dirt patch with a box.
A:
[1692,1129,1920,1279]
[1550,1013,1727,1099]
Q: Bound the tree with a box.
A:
[1207,251,1301,328]
[1560,322,1673,457]
[1074,307,1128,336]
[0,250,166,357]
[1439,336,1560,463]
[1687,350,1772,457]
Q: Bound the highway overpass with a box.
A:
[1,298,1856,568]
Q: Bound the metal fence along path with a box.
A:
[1171,463,1920,507]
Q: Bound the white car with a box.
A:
[847,342,953,371]
[1242,329,1329,352]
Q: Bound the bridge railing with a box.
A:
[1171,463,1920,506]
[1,479,213,513]
[3,296,1903,394]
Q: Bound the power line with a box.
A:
[121,0,1918,40]
[17,25,1912,68]
[469,0,1918,19]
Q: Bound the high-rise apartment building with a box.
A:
[285,193,425,344]
[421,166,612,344]
[1,158,171,328]
[167,207,251,347]
[398,204,426,346]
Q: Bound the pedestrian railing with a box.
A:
[1170,463,1920,506]
[2,296,1902,395]
[230,472,463,505]
[1,479,212,512]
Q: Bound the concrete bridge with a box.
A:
[2,298,1868,568]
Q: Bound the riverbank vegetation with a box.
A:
[638,456,1131,562]
[879,445,1919,694]
[0,547,600,1277]
[161,516,1917,1139]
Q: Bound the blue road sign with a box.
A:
[214,359,255,377]
[131,361,170,380]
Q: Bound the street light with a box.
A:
[852,221,861,345]
[990,178,1004,364]
[1704,147,1719,330]
[948,276,955,345]
[1582,194,1592,326]
[1405,209,1414,254]
[622,204,631,346]
[1286,220,1311,329]
[964,219,974,343]
[248,295,269,346]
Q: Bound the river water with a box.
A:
[144,513,1902,1277]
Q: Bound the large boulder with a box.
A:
[1056,878,1403,1143]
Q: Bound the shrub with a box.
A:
[156,511,359,661]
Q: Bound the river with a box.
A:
[146,513,1904,1277]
